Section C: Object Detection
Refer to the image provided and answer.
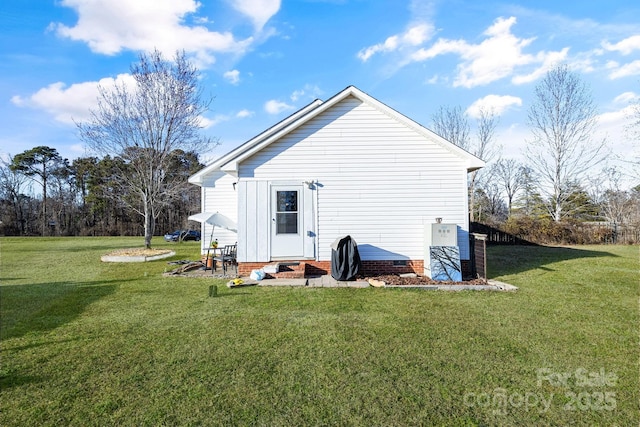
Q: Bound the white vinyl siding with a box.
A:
[237,180,270,262]
[199,172,238,252]
[238,95,471,261]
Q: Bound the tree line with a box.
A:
[0,146,204,238]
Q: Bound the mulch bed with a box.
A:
[369,275,487,286]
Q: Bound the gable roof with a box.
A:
[189,86,484,185]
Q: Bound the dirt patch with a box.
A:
[163,261,237,278]
[369,275,487,286]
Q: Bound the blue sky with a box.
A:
[2,0,639,177]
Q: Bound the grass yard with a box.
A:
[1,237,638,426]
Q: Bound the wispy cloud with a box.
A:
[290,84,323,102]
[466,94,522,119]
[613,91,639,105]
[357,23,434,62]
[229,0,281,31]
[602,35,640,55]
[236,109,254,118]
[511,48,569,84]
[608,60,640,79]
[264,99,293,114]
[411,17,567,88]
[224,69,241,85]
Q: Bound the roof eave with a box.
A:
[188,98,324,184]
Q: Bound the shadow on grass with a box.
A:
[0,372,44,390]
[214,291,253,297]
[487,245,618,277]
[0,279,125,340]
[0,338,84,390]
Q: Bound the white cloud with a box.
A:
[53,0,258,64]
[11,74,135,124]
[202,114,231,128]
[426,74,439,84]
[236,109,254,118]
[613,92,639,105]
[202,109,255,127]
[608,60,640,79]
[595,104,636,162]
[602,35,640,55]
[229,0,281,31]
[290,84,323,102]
[357,23,433,62]
[409,16,568,88]
[605,60,620,71]
[511,47,569,85]
[466,94,522,119]
[264,99,293,114]
[597,106,634,127]
[495,123,529,159]
[455,18,534,88]
[224,69,240,85]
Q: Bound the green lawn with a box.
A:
[1,237,638,426]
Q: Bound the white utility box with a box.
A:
[424,223,459,279]
[430,223,457,246]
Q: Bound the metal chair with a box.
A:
[213,243,237,275]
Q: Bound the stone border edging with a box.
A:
[101,251,176,263]
[233,277,518,291]
[384,279,517,291]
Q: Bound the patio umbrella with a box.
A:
[188,212,237,249]
[189,212,238,237]
[188,212,237,232]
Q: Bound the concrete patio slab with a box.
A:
[257,278,308,287]
[306,275,370,288]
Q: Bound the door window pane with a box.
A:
[277,191,297,212]
[277,213,298,234]
[276,191,298,234]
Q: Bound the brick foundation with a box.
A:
[236,259,476,278]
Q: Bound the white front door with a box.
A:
[271,185,304,258]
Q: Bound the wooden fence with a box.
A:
[469,222,534,245]
[470,221,639,245]
[469,233,487,279]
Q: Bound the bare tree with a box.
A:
[432,105,470,151]
[525,64,607,222]
[77,49,216,248]
[590,167,636,225]
[432,106,498,221]
[624,91,640,181]
[472,184,508,224]
[490,158,528,216]
[512,168,546,218]
[469,109,499,221]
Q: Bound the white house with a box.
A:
[188,86,484,278]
